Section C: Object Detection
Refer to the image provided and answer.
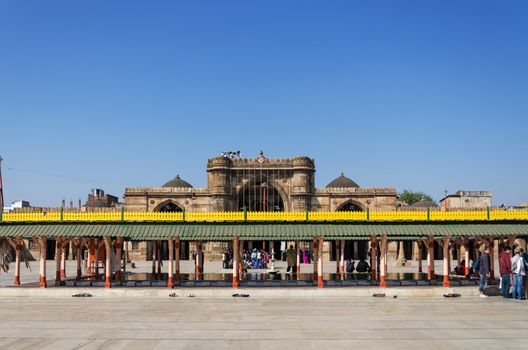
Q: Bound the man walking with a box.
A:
[479,246,491,298]
[511,248,525,302]
[499,246,512,298]
[286,245,297,273]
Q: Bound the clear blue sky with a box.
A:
[0,1,527,207]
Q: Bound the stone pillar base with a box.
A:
[39,276,47,288]
[13,276,20,285]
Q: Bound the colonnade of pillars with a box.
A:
[8,234,519,289]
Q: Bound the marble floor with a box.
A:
[0,294,526,349]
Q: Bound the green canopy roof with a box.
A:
[1,222,527,241]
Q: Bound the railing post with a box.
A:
[60,207,63,222]
[182,209,186,222]
[366,208,370,221]
[427,207,430,221]
[121,206,125,222]
[244,207,247,222]
[305,209,309,222]
[486,206,490,220]
[0,211,3,222]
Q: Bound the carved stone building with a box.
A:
[124,153,398,261]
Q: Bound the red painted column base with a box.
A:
[60,270,65,280]
[39,276,47,288]
[443,275,450,288]
[464,266,470,278]
[296,266,301,274]
[13,276,20,285]
[317,275,324,288]
[76,269,82,279]
[232,276,238,288]
[105,276,111,288]
[380,276,387,288]
[167,276,174,289]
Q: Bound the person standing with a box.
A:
[511,248,526,302]
[478,246,491,298]
[499,246,512,298]
[286,245,297,273]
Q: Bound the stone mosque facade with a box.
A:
[124,152,398,261]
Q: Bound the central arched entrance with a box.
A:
[237,176,285,212]
[237,177,285,259]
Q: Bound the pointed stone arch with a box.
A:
[153,200,184,212]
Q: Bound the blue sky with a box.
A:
[0,1,526,207]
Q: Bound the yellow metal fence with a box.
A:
[2,210,528,223]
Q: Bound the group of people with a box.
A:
[498,246,528,301]
[476,245,527,300]
[222,248,273,270]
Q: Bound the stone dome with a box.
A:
[326,173,359,188]
[162,175,193,188]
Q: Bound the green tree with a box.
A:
[398,190,435,205]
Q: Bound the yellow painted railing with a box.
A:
[2,210,528,223]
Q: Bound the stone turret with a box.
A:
[290,156,315,211]
[207,156,233,210]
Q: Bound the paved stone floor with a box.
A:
[0,295,526,349]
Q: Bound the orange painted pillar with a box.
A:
[115,239,123,282]
[339,240,345,280]
[296,241,301,277]
[76,241,82,279]
[94,239,100,278]
[60,243,66,280]
[13,240,21,285]
[380,236,387,288]
[443,235,451,287]
[232,236,239,288]
[167,237,174,288]
[370,235,377,281]
[417,241,423,273]
[464,239,470,277]
[238,239,244,281]
[103,237,112,288]
[175,237,181,280]
[317,237,324,288]
[313,237,318,280]
[39,237,47,288]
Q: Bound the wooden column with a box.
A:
[38,237,47,288]
[295,241,301,279]
[312,237,318,279]
[103,237,112,288]
[157,240,162,276]
[317,237,324,288]
[417,241,423,273]
[55,238,62,284]
[424,236,434,280]
[60,241,67,280]
[175,237,181,280]
[115,237,123,282]
[94,239,100,277]
[463,237,470,277]
[339,239,345,280]
[167,236,174,288]
[441,235,451,287]
[238,239,244,281]
[13,238,21,285]
[151,241,156,275]
[370,235,377,281]
[232,236,239,288]
[379,235,388,288]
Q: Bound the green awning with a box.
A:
[1,222,527,241]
